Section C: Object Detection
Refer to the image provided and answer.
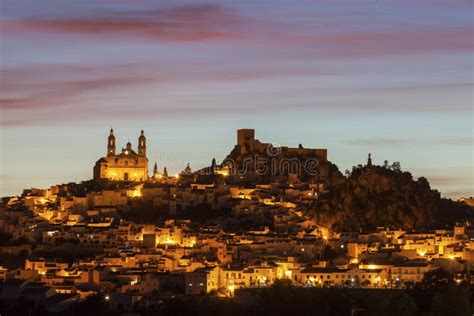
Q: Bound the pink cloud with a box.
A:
[3,4,250,42]
[268,26,473,59]
[3,3,472,59]
[0,60,335,117]
[0,65,153,111]
[1,3,472,127]
[2,59,472,127]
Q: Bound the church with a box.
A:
[93,129,149,181]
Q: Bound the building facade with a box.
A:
[93,129,149,181]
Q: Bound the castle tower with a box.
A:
[237,129,255,146]
[138,130,147,157]
[107,128,116,156]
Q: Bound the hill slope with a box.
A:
[308,165,472,231]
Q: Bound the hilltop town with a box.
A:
[0,129,473,314]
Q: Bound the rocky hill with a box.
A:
[308,165,473,231]
[222,148,345,187]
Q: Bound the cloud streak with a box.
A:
[1,59,344,126]
[2,60,473,127]
[0,64,154,115]
[2,2,473,126]
[3,4,251,42]
[3,2,472,59]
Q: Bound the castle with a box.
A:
[93,129,149,181]
[234,129,327,160]
[219,129,330,182]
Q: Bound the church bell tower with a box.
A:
[107,128,116,156]
[138,130,147,157]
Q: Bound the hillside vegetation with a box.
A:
[309,165,472,231]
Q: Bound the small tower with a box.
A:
[107,128,116,156]
[163,167,168,178]
[124,141,132,155]
[182,163,192,176]
[211,158,217,173]
[153,162,158,178]
[367,153,372,167]
[179,163,193,180]
[138,130,146,157]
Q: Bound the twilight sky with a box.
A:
[1,0,473,198]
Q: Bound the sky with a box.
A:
[0,0,473,198]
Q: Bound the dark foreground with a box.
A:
[1,284,472,316]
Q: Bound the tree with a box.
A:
[272,278,292,288]
[321,245,338,260]
[421,269,455,289]
[391,162,401,171]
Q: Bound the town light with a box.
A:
[368,264,377,270]
[164,237,175,245]
[227,285,235,297]
[105,295,110,300]
[131,189,141,197]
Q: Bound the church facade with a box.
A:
[93,129,149,181]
